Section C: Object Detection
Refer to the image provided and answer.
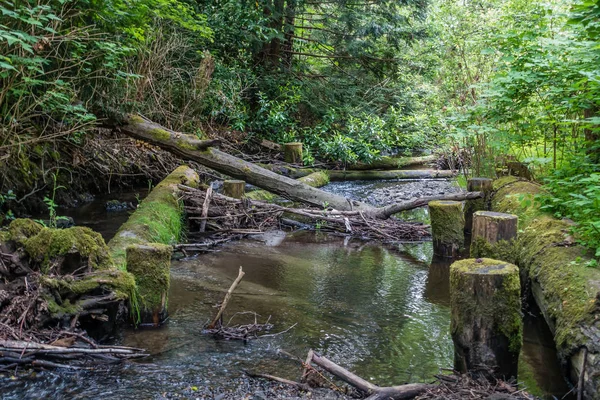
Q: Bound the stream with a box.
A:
[0,179,572,399]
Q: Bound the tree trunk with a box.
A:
[429,200,465,258]
[118,115,372,212]
[347,155,436,170]
[328,169,455,181]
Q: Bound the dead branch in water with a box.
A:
[208,266,245,329]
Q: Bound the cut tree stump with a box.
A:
[429,200,464,258]
[450,258,522,380]
[284,142,303,164]
[223,180,245,199]
[464,178,493,234]
[470,211,518,260]
[126,243,172,327]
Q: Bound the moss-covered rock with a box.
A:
[8,218,44,244]
[24,226,113,273]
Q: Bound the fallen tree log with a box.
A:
[347,155,436,170]
[118,115,482,218]
[485,176,600,399]
[118,115,371,212]
[328,169,456,181]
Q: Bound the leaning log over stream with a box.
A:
[483,176,600,399]
[118,114,372,212]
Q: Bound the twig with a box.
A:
[207,266,245,329]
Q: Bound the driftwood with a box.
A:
[248,349,432,399]
[328,169,456,181]
[0,335,147,369]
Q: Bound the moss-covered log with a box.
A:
[119,115,371,212]
[347,155,436,170]
[328,169,456,181]
[283,142,303,164]
[464,178,493,234]
[450,258,522,380]
[489,176,600,398]
[107,165,199,268]
[429,200,465,258]
[223,180,245,199]
[246,171,330,202]
[126,244,171,326]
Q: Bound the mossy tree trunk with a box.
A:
[450,258,522,380]
[283,142,303,164]
[223,180,245,199]
[464,178,493,234]
[429,200,465,258]
[490,177,600,398]
[347,155,436,170]
[126,244,172,327]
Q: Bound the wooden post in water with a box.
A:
[126,243,172,327]
[464,178,493,234]
[450,258,522,380]
[429,200,465,258]
[223,180,245,199]
[470,211,518,260]
[284,142,303,164]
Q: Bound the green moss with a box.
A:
[470,237,519,264]
[298,171,329,187]
[0,230,9,243]
[149,128,171,141]
[518,355,545,397]
[451,258,523,353]
[126,243,171,322]
[24,226,113,272]
[429,200,465,245]
[128,115,145,124]
[8,218,43,244]
[108,166,199,269]
[176,139,197,150]
[47,298,81,316]
[246,189,277,202]
[490,177,600,357]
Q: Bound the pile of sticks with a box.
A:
[203,267,297,341]
[0,330,147,370]
[179,185,431,243]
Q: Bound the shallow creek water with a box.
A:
[1,180,571,399]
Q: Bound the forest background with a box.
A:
[0,0,598,262]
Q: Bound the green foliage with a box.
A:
[539,158,600,264]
